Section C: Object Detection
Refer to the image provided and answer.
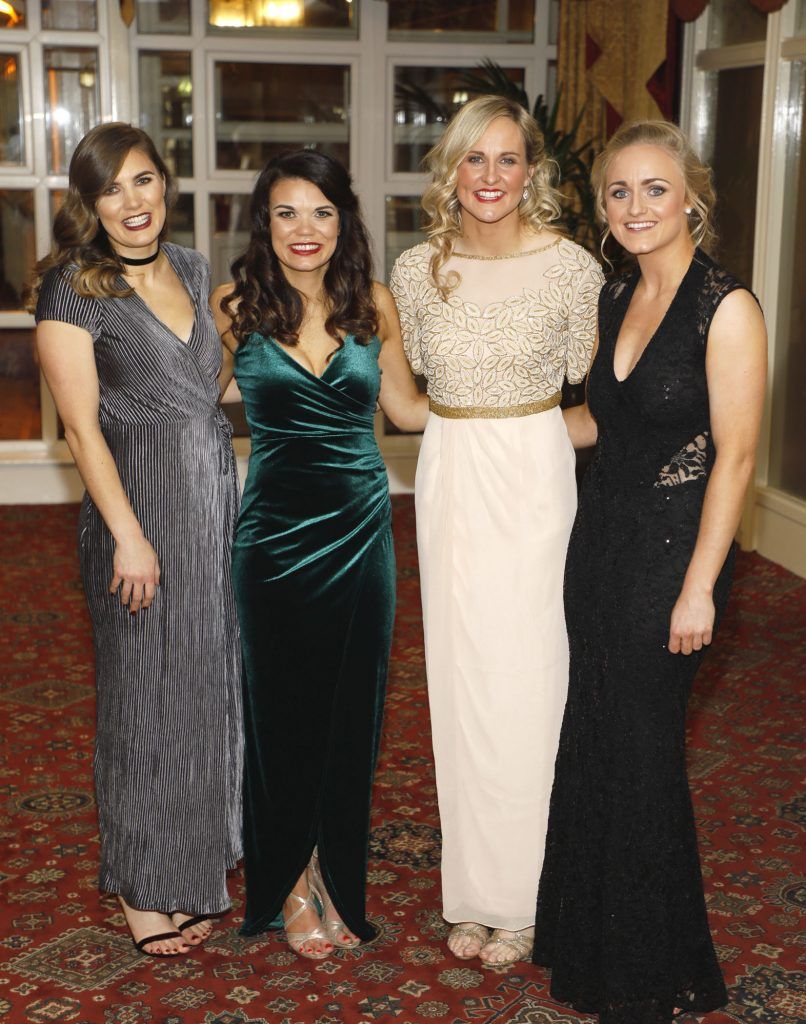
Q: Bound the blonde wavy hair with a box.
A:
[422,95,562,298]
[591,119,716,261]
[26,122,176,310]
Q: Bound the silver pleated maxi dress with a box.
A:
[35,244,242,914]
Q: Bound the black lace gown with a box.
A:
[534,251,751,1024]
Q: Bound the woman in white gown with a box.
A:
[390,96,603,967]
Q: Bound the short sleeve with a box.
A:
[389,255,424,375]
[566,252,605,384]
[35,267,101,343]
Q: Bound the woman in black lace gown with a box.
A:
[533,121,767,1024]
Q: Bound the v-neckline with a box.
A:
[127,245,197,347]
[612,254,696,385]
[269,335,349,381]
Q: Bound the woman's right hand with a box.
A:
[109,535,161,613]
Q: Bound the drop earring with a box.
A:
[522,186,529,201]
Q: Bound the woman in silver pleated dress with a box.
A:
[30,123,242,957]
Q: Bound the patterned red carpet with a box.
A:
[0,498,803,1024]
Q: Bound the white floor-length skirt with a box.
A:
[416,405,577,931]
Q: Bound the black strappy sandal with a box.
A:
[175,915,212,942]
[133,930,189,957]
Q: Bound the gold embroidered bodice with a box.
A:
[389,238,605,410]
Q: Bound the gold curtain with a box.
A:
[557,0,669,150]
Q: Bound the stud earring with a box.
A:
[685,207,692,215]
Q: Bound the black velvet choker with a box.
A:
[119,245,160,267]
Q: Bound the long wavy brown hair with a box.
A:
[26,122,176,310]
[223,150,378,347]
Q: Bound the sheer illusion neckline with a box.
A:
[452,237,561,261]
[612,254,697,384]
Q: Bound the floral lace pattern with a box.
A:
[389,240,604,409]
[655,433,709,487]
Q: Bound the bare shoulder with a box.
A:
[373,281,400,341]
[210,282,240,351]
[711,287,765,335]
[372,280,394,310]
[211,281,237,308]
[709,290,766,367]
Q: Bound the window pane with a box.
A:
[797,0,806,35]
[0,189,34,311]
[384,195,426,436]
[208,0,354,33]
[769,62,806,501]
[707,0,767,47]
[393,66,525,173]
[0,54,24,166]
[215,62,349,172]
[168,193,194,248]
[548,0,559,46]
[42,1,97,31]
[389,0,533,41]
[139,51,193,178]
[44,48,100,175]
[0,2,25,28]
[385,195,424,279]
[49,188,65,220]
[702,65,763,288]
[546,60,557,109]
[137,0,191,34]
[0,329,40,440]
[210,193,249,286]
[210,193,252,438]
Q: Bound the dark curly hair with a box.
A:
[223,150,378,347]
[26,122,176,309]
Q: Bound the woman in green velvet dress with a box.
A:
[213,151,428,959]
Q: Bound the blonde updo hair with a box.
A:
[591,120,716,260]
[422,95,562,297]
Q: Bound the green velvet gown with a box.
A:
[233,332,395,940]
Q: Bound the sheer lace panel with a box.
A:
[449,240,565,309]
[655,433,709,487]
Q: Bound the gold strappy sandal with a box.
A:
[307,848,361,949]
[479,927,534,968]
[447,922,490,959]
[283,887,332,960]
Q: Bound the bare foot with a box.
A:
[118,896,190,956]
[447,922,489,959]
[479,926,534,967]
[171,914,213,945]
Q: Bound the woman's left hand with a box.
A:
[668,586,715,655]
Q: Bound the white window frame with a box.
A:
[681,1,806,577]
[0,0,557,500]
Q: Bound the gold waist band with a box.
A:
[428,392,562,420]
